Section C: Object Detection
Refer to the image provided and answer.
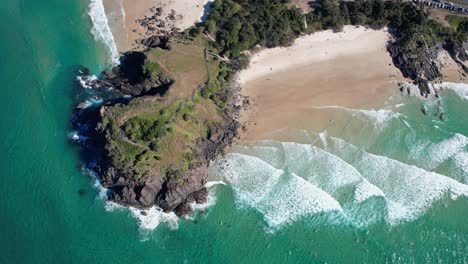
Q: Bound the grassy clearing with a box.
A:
[429,9,468,28]
[101,86,224,180]
[446,14,468,31]
[147,39,207,101]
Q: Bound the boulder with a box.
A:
[140,36,161,48]
[156,165,208,212]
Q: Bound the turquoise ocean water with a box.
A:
[0,0,467,263]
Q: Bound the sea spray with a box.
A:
[314,106,403,132]
[211,153,345,229]
[82,167,220,236]
[76,75,98,89]
[434,82,468,101]
[88,0,120,65]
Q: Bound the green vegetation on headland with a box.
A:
[203,0,466,56]
[203,0,305,57]
[97,35,233,182]
[446,14,468,34]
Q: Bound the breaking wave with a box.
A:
[76,75,98,88]
[83,168,219,238]
[408,133,468,170]
[434,82,468,101]
[315,106,402,132]
[88,0,120,65]
[212,136,468,229]
[211,86,468,229]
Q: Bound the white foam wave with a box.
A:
[451,152,468,184]
[218,131,468,228]
[258,173,343,228]
[315,106,401,131]
[213,153,344,228]
[353,109,401,131]
[81,167,109,200]
[220,153,283,207]
[68,131,80,141]
[354,180,385,203]
[76,75,97,89]
[205,181,226,188]
[281,142,362,195]
[434,82,468,101]
[82,97,104,108]
[409,133,468,170]
[395,103,405,108]
[323,134,468,224]
[129,207,179,231]
[88,0,120,65]
[190,190,217,214]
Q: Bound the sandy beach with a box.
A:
[436,49,468,83]
[103,0,212,52]
[237,26,407,142]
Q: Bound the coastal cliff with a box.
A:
[73,36,241,216]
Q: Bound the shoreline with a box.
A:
[234,26,467,143]
[236,26,405,142]
[103,0,212,52]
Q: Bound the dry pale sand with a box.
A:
[436,49,468,83]
[289,0,313,13]
[104,0,212,52]
[237,26,407,142]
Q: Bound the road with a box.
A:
[412,0,468,13]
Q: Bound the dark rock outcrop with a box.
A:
[73,63,241,217]
[95,111,239,216]
[388,40,468,96]
[107,52,172,96]
[155,165,208,212]
[387,43,441,82]
[444,41,468,75]
[84,52,172,97]
[140,35,169,49]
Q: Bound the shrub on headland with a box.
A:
[203,0,467,59]
[204,0,305,58]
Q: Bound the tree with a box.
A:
[206,19,216,33]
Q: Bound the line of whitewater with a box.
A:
[82,166,222,239]
[88,0,120,65]
[214,131,468,229]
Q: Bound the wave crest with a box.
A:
[213,132,468,229]
[88,0,120,64]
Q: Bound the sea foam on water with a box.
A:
[88,0,120,65]
[213,135,468,229]
[212,86,468,229]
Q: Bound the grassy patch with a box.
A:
[98,35,232,181]
[147,39,208,100]
[446,14,468,32]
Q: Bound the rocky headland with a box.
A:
[73,36,242,217]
